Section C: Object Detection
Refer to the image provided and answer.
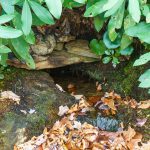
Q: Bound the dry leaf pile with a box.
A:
[14,92,150,150]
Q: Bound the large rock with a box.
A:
[0,68,76,150]
[7,50,99,70]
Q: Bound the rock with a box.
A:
[32,55,49,62]
[65,40,100,59]
[0,68,76,149]
[54,42,64,51]
[56,35,75,42]
[7,51,99,70]
[31,35,56,56]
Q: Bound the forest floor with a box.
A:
[12,78,150,150]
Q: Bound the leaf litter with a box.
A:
[14,89,150,150]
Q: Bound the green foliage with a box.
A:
[0,0,57,69]
[0,0,150,93]
[134,52,150,92]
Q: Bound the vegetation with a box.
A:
[0,0,150,92]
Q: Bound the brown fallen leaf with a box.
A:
[58,105,69,116]
[136,118,147,127]
[101,97,117,110]
[138,100,150,109]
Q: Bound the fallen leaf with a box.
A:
[56,84,65,92]
[101,97,116,110]
[138,100,150,109]
[58,105,69,116]
[136,118,147,127]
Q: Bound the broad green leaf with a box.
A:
[94,14,105,32]
[45,0,62,19]
[29,1,54,24]
[0,26,22,38]
[120,46,134,56]
[22,0,32,35]
[32,13,45,26]
[84,0,108,17]
[0,53,8,66]
[24,31,35,44]
[102,56,111,64]
[103,0,119,11]
[139,78,150,88]
[103,31,121,49]
[90,39,106,55]
[139,69,150,82]
[11,37,35,69]
[0,14,15,25]
[125,22,150,44]
[120,34,133,50]
[124,14,136,29]
[146,12,150,23]
[134,52,150,66]
[0,0,14,14]
[0,45,11,53]
[104,0,124,17]
[108,2,125,41]
[13,12,22,29]
[128,0,141,23]
[74,0,86,4]
[142,5,150,16]
[112,57,119,65]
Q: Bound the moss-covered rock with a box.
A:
[70,61,150,100]
[0,67,76,150]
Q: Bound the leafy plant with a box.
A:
[0,0,62,69]
[0,0,150,92]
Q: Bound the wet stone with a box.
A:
[0,69,76,150]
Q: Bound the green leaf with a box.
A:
[13,12,22,29]
[120,34,133,50]
[125,22,150,44]
[32,13,45,26]
[146,12,150,23]
[124,14,136,30]
[74,0,86,4]
[102,56,111,64]
[103,31,121,49]
[45,0,62,19]
[0,26,22,38]
[139,69,150,82]
[29,0,54,24]
[112,57,119,65]
[0,45,11,53]
[139,78,150,88]
[21,0,32,35]
[94,15,105,32]
[134,52,150,66]
[120,46,134,56]
[0,0,14,14]
[128,0,141,23]
[0,14,15,24]
[0,53,8,66]
[90,39,106,55]
[108,2,125,41]
[84,0,108,17]
[104,0,124,17]
[11,37,35,69]
[24,30,35,44]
